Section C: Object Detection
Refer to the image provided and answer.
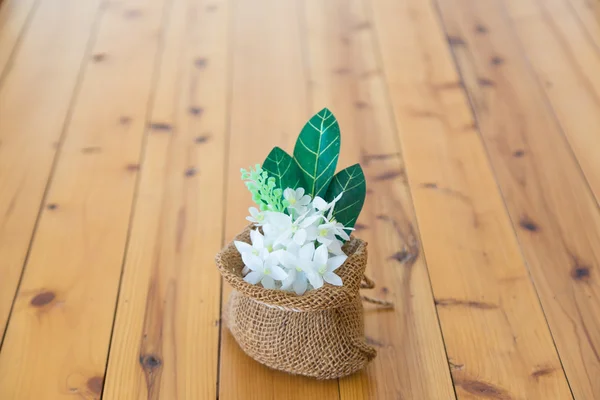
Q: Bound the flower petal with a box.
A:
[296,187,305,198]
[244,271,262,285]
[303,214,322,227]
[280,269,296,290]
[299,242,315,260]
[268,250,283,263]
[333,192,343,203]
[304,225,318,242]
[250,229,264,248]
[323,272,343,286]
[307,272,323,289]
[234,241,253,254]
[286,242,300,255]
[275,229,293,246]
[316,235,333,246]
[267,211,291,227]
[297,195,311,206]
[279,250,297,269]
[293,275,308,295]
[328,240,345,256]
[338,231,350,241]
[270,265,288,281]
[258,248,270,260]
[327,255,347,271]
[241,253,263,272]
[262,223,278,237]
[312,196,328,211]
[314,244,329,265]
[293,229,307,245]
[283,188,295,201]
[261,276,276,289]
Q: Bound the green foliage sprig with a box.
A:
[240,165,285,212]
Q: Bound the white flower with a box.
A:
[235,229,280,275]
[315,219,351,255]
[280,242,317,295]
[326,239,345,256]
[284,187,311,215]
[312,196,329,212]
[310,244,346,288]
[267,211,321,247]
[238,187,354,294]
[315,223,337,246]
[246,207,267,226]
[234,229,266,256]
[317,220,351,242]
[242,250,288,289]
[312,193,343,216]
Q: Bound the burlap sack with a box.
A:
[215,226,376,379]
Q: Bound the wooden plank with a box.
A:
[0,0,38,75]
[0,0,170,398]
[369,0,573,398]
[218,0,340,399]
[435,0,600,397]
[565,0,600,51]
[303,0,455,398]
[0,0,101,339]
[500,0,600,204]
[102,0,229,398]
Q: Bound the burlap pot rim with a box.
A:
[216,225,368,312]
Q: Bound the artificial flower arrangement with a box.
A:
[235,107,366,293]
[216,108,383,379]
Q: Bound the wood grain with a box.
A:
[369,0,573,398]
[0,0,101,339]
[302,0,455,398]
[566,0,600,51]
[101,0,228,398]
[217,0,340,399]
[0,0,37,75]
[0,0,170,397]
[501,0,600,204]
[436,0,600,397]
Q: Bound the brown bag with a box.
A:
[215,226,376,379]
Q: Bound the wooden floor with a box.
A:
[0,0,599,398]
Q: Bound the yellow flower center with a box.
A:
[319,229,328,237]
[318,265,326,275]
[295,266,302,272]
[289,198,297,205]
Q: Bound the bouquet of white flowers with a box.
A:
[236,170,353,294]
[216,109,382,379]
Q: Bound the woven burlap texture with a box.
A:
[215,226,376,379]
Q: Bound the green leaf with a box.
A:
[293,108,341,198]
[262,147,303,191]
[325,164,366,229]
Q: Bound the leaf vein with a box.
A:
[334,199,361,216]
[298,137,317,155]
[316,154,339,181]
[320,136,339,154]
